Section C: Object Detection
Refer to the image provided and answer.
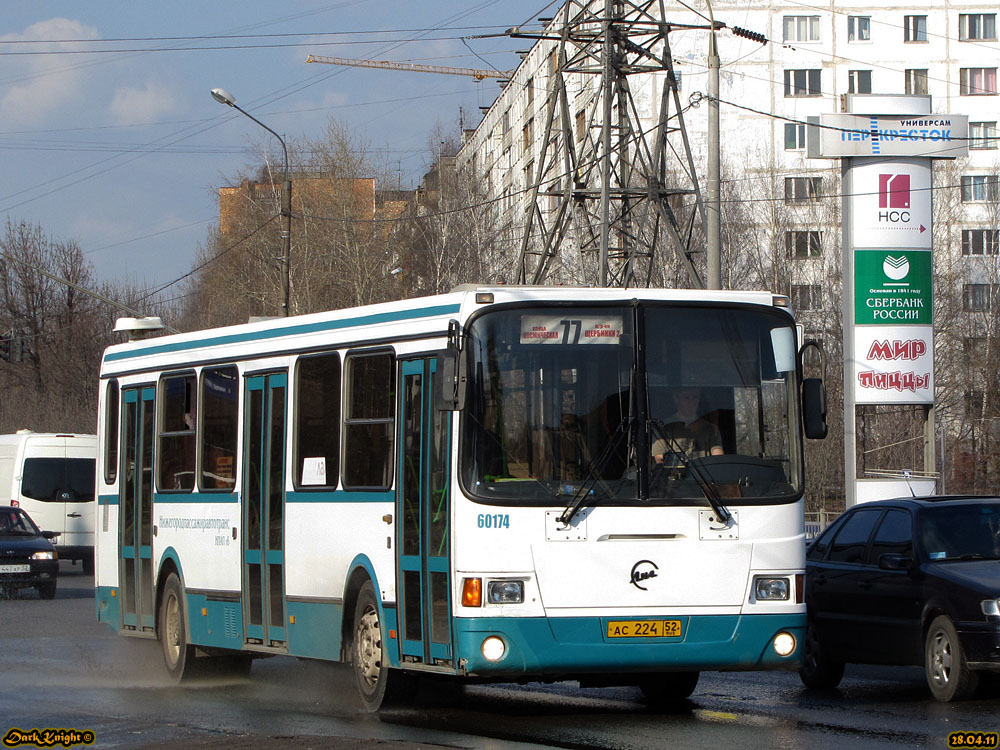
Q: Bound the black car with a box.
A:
[800,496,1000,701]
[0,505,59,599]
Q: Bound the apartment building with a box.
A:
[457,1,998,299]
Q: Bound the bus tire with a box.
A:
[159,572,197,682]
[352,580,414,711]
[925,615,978,702]
[798,620,844,690]
[639,671,699,705]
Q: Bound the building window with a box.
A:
[522,117,534,154]
[962,229,1000,255]
[964,283,999,311]
[965,390,986,417]
[575,110,586,143]
[848,16,871,42]
[905,69,929,96]
[970,122,998,149]
[524,159,534,188]
[791,284,822,311]
[960,13,996,41]
[961,68,998,95]
[963,337,986,361]
[849,70,872,94]
[784,69,822,97]
[961,175,1000,202]
[783,16,820,42]
[785,177,823,203]
[526,77,534,106]
[786,230,822,258]
[904,15,927,42]
[784,122,807,150]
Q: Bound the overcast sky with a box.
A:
[0,1,549,298]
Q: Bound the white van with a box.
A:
[0,431,97,573]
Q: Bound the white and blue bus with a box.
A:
[95,286,826,709]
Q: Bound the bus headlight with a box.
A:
[754,577,790,601]
[481,636,507,662]
[487,580,524,604]
[773,631,796,657]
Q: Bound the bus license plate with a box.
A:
[0,564,30,574]
[607,620,682,638]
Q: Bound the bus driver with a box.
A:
[652,387,724,463]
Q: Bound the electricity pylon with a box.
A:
[513,0,711,288]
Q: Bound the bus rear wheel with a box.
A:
[159,572,197,681]
[352,580,414,711]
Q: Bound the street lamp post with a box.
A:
[211,87,292,316]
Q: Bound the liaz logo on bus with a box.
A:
[629,560,658,590]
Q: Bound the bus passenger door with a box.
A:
[120,386,155,632]
[243,373,287,647]
[397,358,453,666]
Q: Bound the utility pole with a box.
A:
[706,0,722,290]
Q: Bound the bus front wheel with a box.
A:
[352,580,414,711]
[159,572,196,681]
[639,671,699,705]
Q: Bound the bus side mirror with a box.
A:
[802,378,827,439]
[436,346,466,411]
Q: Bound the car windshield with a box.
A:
[461,302,803,505]
[0,508,41,535]
[919,502,1000,561]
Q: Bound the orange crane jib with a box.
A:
[306,54,511,81]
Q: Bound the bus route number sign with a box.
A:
[520,316,623,345]
[606,620,682,638]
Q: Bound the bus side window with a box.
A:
[158,373,197,491]
[105,379,120,483]
[343,351,394,489]
[294,352,341,489]
[200,366,238,491]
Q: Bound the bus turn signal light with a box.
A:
[462,577,482,607]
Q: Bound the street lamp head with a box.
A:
[211,87,236,107]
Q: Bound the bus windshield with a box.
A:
[461,303,803,505]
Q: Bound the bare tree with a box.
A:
[0,218,168,433]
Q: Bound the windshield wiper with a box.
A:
[943,553,999,561]
[558,418,630,526]
[650,419,732,525]
[0,529,37,536]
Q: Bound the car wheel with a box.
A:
[798,620,844,690]
[352,580,414,711]
[639,671,700,705]
[159,572,197,681]
[925,615,978,701]
[36,582,57,600]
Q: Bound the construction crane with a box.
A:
[306,54,513,81]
